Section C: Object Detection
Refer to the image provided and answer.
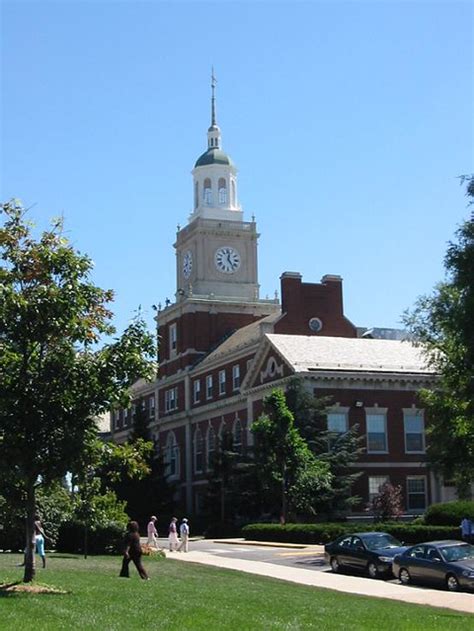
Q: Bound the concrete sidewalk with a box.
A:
[166,549,474,615]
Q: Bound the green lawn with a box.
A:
[0,553,472,630]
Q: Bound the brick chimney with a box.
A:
[275,272,357,337]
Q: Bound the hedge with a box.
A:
[241,522,461,545]
[56,520,125,554]
[424,501,474,526]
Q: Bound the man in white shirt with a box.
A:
[178,518,190,552]
[147,515,159,548]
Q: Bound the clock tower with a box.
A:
[157,75,279,375]
[175,74,259,302]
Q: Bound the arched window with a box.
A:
[194,427,204,473]
[194,181,199,209]
[203,178,212,205]
[233,419,243,454]
[218,178,227,205]
[165,431,180,478]
[207,426,216,470]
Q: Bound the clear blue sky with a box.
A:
[2,1,473,336]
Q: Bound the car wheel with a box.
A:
[446,574,460,592]
[399,568,411,585]
[367,562,378,579]
[330,557,341,573]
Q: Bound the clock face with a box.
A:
[214,246,241,274]
[182,250,193,279]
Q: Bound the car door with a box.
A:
[423,546,447,585]
[343,536,367,571]
[405,545,428,580]
[337,536,355,567]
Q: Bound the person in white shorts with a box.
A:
[147,515,159,548]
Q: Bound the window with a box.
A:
[368,476,389,502]
[327,412,348,434]
[207,426,216,469]
[404,412,425,453]
[233,419,243,454]
[218,370,226,395]
[366,413,388,452]
[169,323,177,355]
[193,379,201,404]
[218,178,227,205]
[206,375,213,399]
[149,395,155,419]
[407,476,427,511]
[232,364,240,390]
[203,178,212,205]
[165,432,179,478]
[194,428,204,473]
[165,387,178,412]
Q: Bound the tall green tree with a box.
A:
[286,378,364,517]
[0,200,156,581]
[404,176,474,499]
[251,389,331,523]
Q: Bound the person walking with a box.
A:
[147,515,159,548]
[460,516,473,543]
[168,517,179,552]
[119,521,149,580]
[177,518,190,553]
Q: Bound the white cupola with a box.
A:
[189,73,242,222]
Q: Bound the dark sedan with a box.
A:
[392,540,474,592]
[324,532,407,578]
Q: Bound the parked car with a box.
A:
[392,540,474,592]
[324,532,407,578]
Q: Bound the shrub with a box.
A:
[241,522,461,545]
[204,522,244,539]
[423,501,474,526]
[371,483,403,521]
[57,520,125,554]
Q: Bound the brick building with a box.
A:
[110,83,450,515]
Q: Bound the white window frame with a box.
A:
[218,369,226,395]
[233,418,243,453]
[149,395,155,419]
[368,475,389,503]
[165,431,180,479]
[403,409,425,454]
[194,427,204,474]
[193,379,201,404]
[406,476,427,511]
[206,375,213,400]
[169,323,177,356]
[365,409,388,453]
[207,426,216,469]
[232,364,240,391]
[165,387,178,412]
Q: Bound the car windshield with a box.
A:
[439,543,474,562]
[362,534,401,551]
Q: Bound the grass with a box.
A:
[0,553,472,630]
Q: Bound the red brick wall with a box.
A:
[275,274,357,337]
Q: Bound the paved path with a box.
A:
[165,547,474,616]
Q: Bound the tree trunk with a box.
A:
[23,483,36,583]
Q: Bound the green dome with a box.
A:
[194,148,234,168]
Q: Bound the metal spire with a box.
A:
[211,67,217,127]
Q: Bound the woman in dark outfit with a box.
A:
[119,521,149,580]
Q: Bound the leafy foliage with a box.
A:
[423,500,474,526]
[403,176,474,498]
[251,389,331,523]
[370,482,403,522]
[0,200,156,580]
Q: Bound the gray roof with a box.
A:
[197,313,281,368]
[266,334,433,374]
